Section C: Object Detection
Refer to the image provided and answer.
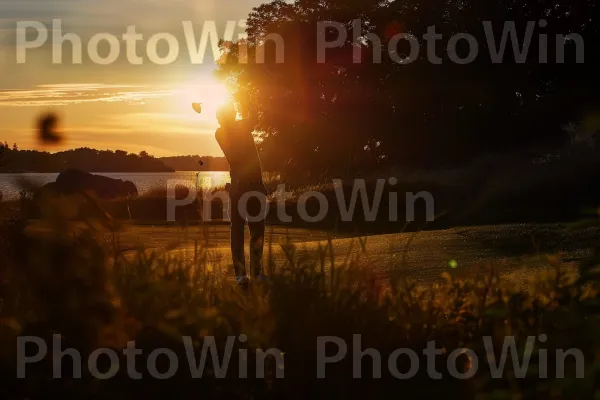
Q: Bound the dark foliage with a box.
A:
[0,146,174,173]
[217,0,599,179]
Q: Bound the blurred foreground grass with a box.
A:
[1,198,600,399]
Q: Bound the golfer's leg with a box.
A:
[248,191,266,276]
[230,192,247,277]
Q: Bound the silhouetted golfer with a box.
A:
[215,103,267,287]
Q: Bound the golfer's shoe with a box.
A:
[236,275,250,290]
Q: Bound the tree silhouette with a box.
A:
[217,0,599,177]
[0,147,174,173]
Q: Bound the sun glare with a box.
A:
[177,77,232,118]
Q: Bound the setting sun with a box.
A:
[176,76,233,118]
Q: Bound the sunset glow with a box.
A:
[0,0,265,157]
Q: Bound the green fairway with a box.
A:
[27,221,598,284]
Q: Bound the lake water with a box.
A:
[0,171,231,200]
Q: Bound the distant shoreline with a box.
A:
[0,171,231,201]
[0,170,228,174]
[0,146,229,174]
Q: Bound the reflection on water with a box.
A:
[0,171,231,200]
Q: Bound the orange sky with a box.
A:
[0,0,264,157]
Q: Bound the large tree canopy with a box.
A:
[217,0,599,179]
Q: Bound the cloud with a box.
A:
[0,0,263,30]
[0,83,176,106]
[99,112,217,137]
[107,112,204,124]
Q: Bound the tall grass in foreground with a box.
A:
[1,207,600,398]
